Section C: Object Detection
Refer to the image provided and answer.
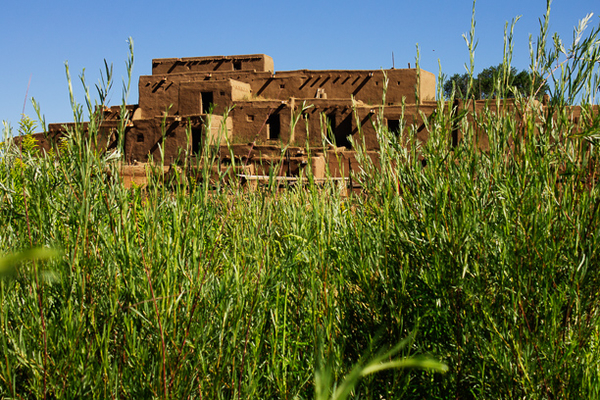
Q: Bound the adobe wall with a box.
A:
[452,100,600,152]
[138,68,435,118]
[321,149,381,178]
[252,68,434,105]
[288,99,357,148]
[139,72,271,117]
[383,103,437,146]
[123,115,231,163]
[229,100,291,144]
[225,98,438,151]
[152,54,274,74]
[177,79,251,115]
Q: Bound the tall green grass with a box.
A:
[1,3,600,398]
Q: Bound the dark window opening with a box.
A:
[191,126,203,154]
[233,61,242,71]
[338,114,353,149]
[136,133,144,142]
[201,92,214,114]
[326,112,336,144]
[388,119,401,135]
[267,114,280,140]
[328,113,352,149]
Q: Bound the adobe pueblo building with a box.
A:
[37,54,437,171]
[20,53,597,185]
[130,53,436,156]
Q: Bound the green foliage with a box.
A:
[18,115,36,136]
[0,247,59,278]
[443,64,550,100]
[18,116,39,156]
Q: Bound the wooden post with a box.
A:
[348,158,353,190]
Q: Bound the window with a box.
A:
[191,126,202,154]
[201,92,214,114]
[267,114,280,140]
[247,115,255,122]
[327,112,336,143]
[233,61,242,71]
[136,133,144,142]
[388,119,401,135]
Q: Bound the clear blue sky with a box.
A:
[1,0,599,133]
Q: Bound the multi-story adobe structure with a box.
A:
[33,53,437,173]
[26,53,595,182]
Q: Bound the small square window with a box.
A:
[280,84,285,89]
[136,133,144,142]
[246,115,254,122]
[388,119,401,135]
[233,61,242,70]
